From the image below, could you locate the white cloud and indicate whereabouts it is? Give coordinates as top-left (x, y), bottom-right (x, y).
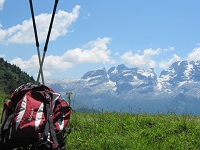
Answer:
top-left (159, 54), bottom-right (181, 69)
top-left (0, 0), bottom-right (4, 10)
top-left (0, 5), bottom-right (80, 45)
top-left (163, 46), bottom-right (174, 52)
top-left (187, 47), bottom-right (200, 61)
top-left (10, 55), bottom-right (39, 72)
top-left (121, 48), bottom-right (160, 69)
top-left (65, 37), bottom-right (112, 63)
top-left (10, 37), bottom-right (112, 78)
top-left (10, 55), bottom-right (73, 78)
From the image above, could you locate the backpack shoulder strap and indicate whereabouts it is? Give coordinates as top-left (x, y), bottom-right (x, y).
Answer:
top-left (36, 92), bottom-right (59, 149)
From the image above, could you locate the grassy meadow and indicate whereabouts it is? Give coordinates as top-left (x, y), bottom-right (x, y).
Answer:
top-left (0, 92), bottom-right (8, 114)
top-left (66, 112), bottom-right (200, 150)
top-left (1, 94), bottom-right (200, 149)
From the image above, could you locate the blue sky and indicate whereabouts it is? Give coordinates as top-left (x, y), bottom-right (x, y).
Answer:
top-left (1, 0), bottom-right (200, 81)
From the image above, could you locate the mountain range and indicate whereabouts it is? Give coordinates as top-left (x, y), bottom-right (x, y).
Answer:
top-left (46, 60), bottom-right (200, 115)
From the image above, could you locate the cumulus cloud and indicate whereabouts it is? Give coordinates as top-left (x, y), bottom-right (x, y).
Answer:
top-left (0, 5), bottom-right (80, 44)
top-left (187, 47), bottom-right (200, 61)
top-left (121, 48), bottom-right (160, 70)
top-left (65, 37), bottom-right (112, 63)
top-left (10, 55), bottom-right (39, 72)
top-left (159, 54), bottom-right (181, 69)
top-left (0, 0), bottom-right (4, 10)
top-left (10, 55), bottom-right (73, 77)
top-left (10, 37), bottom-right (112, 77)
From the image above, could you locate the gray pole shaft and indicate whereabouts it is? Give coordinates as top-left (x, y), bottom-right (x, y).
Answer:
top-left (37, 47), bottom-right (44, 84)
top-left (37, 51), bottom-right (46, 83)
top-left (29, 0), bottom-right (44, 84)
top-left (36, 0), bottom-right (59, 84)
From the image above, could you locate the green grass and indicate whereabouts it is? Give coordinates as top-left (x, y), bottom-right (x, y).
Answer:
top-left (66, 112), bottom-right (200, 150)
top-left (0, 92), bottom-right (9, 115)
top-left (1, 93), bottom-right (200, 149)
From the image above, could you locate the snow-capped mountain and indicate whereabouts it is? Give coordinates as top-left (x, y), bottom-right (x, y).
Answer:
top-left (159, 60), bottom-right (200, 87)
top-left (46, 61), bottom-right (200, 115)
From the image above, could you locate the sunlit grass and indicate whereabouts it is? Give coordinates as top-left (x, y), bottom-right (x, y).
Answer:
top-left (1, 93), bottom-right (200, 149)
top-left (66, 112), bottom-right (200, 150)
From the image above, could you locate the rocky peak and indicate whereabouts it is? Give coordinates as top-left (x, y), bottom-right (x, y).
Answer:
top-left (159, 60), bottom-right (200, 87)
top-left (81, 67), bottom-right (108, 86)
top-left (82, 67), bottom-right (107, 79)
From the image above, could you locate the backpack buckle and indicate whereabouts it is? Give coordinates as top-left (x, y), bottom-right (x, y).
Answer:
top-left (44, 93), bottom-right (51, 101)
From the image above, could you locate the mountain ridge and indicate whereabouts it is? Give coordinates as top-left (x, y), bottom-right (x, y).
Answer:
top-left (46, 60), bottom-right (200, 115)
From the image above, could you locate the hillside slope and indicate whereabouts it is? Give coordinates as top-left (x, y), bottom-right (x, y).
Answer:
top-left (0, 58), bottom-right (36, 94)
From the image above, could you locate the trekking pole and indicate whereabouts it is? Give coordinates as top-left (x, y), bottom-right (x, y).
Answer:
top-left (36, 0), bottom-right (59, 84)
top-left (29, 0), bottom-right (44, 84)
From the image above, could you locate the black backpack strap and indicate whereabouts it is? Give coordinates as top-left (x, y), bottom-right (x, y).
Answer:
top-left (2, 114), bottom-right (13, 131)
top-left (36, 92), bottom-right (59, 149)
top-left (0, 113), bottom-right (14, 148)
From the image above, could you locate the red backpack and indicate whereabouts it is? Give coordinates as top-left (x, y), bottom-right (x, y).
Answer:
top-left (0, 83), bottom-right (72, 150)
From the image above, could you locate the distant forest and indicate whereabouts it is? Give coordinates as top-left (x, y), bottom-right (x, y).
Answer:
top-left (0, 58), bottom-right (36, 94)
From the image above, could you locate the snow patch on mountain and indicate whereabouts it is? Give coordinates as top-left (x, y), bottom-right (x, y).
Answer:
top-left (46, 61), bottom-right (200, 115)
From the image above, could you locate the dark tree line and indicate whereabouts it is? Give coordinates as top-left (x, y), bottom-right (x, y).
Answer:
top-left (0, 58), bottom-right (36, 94)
